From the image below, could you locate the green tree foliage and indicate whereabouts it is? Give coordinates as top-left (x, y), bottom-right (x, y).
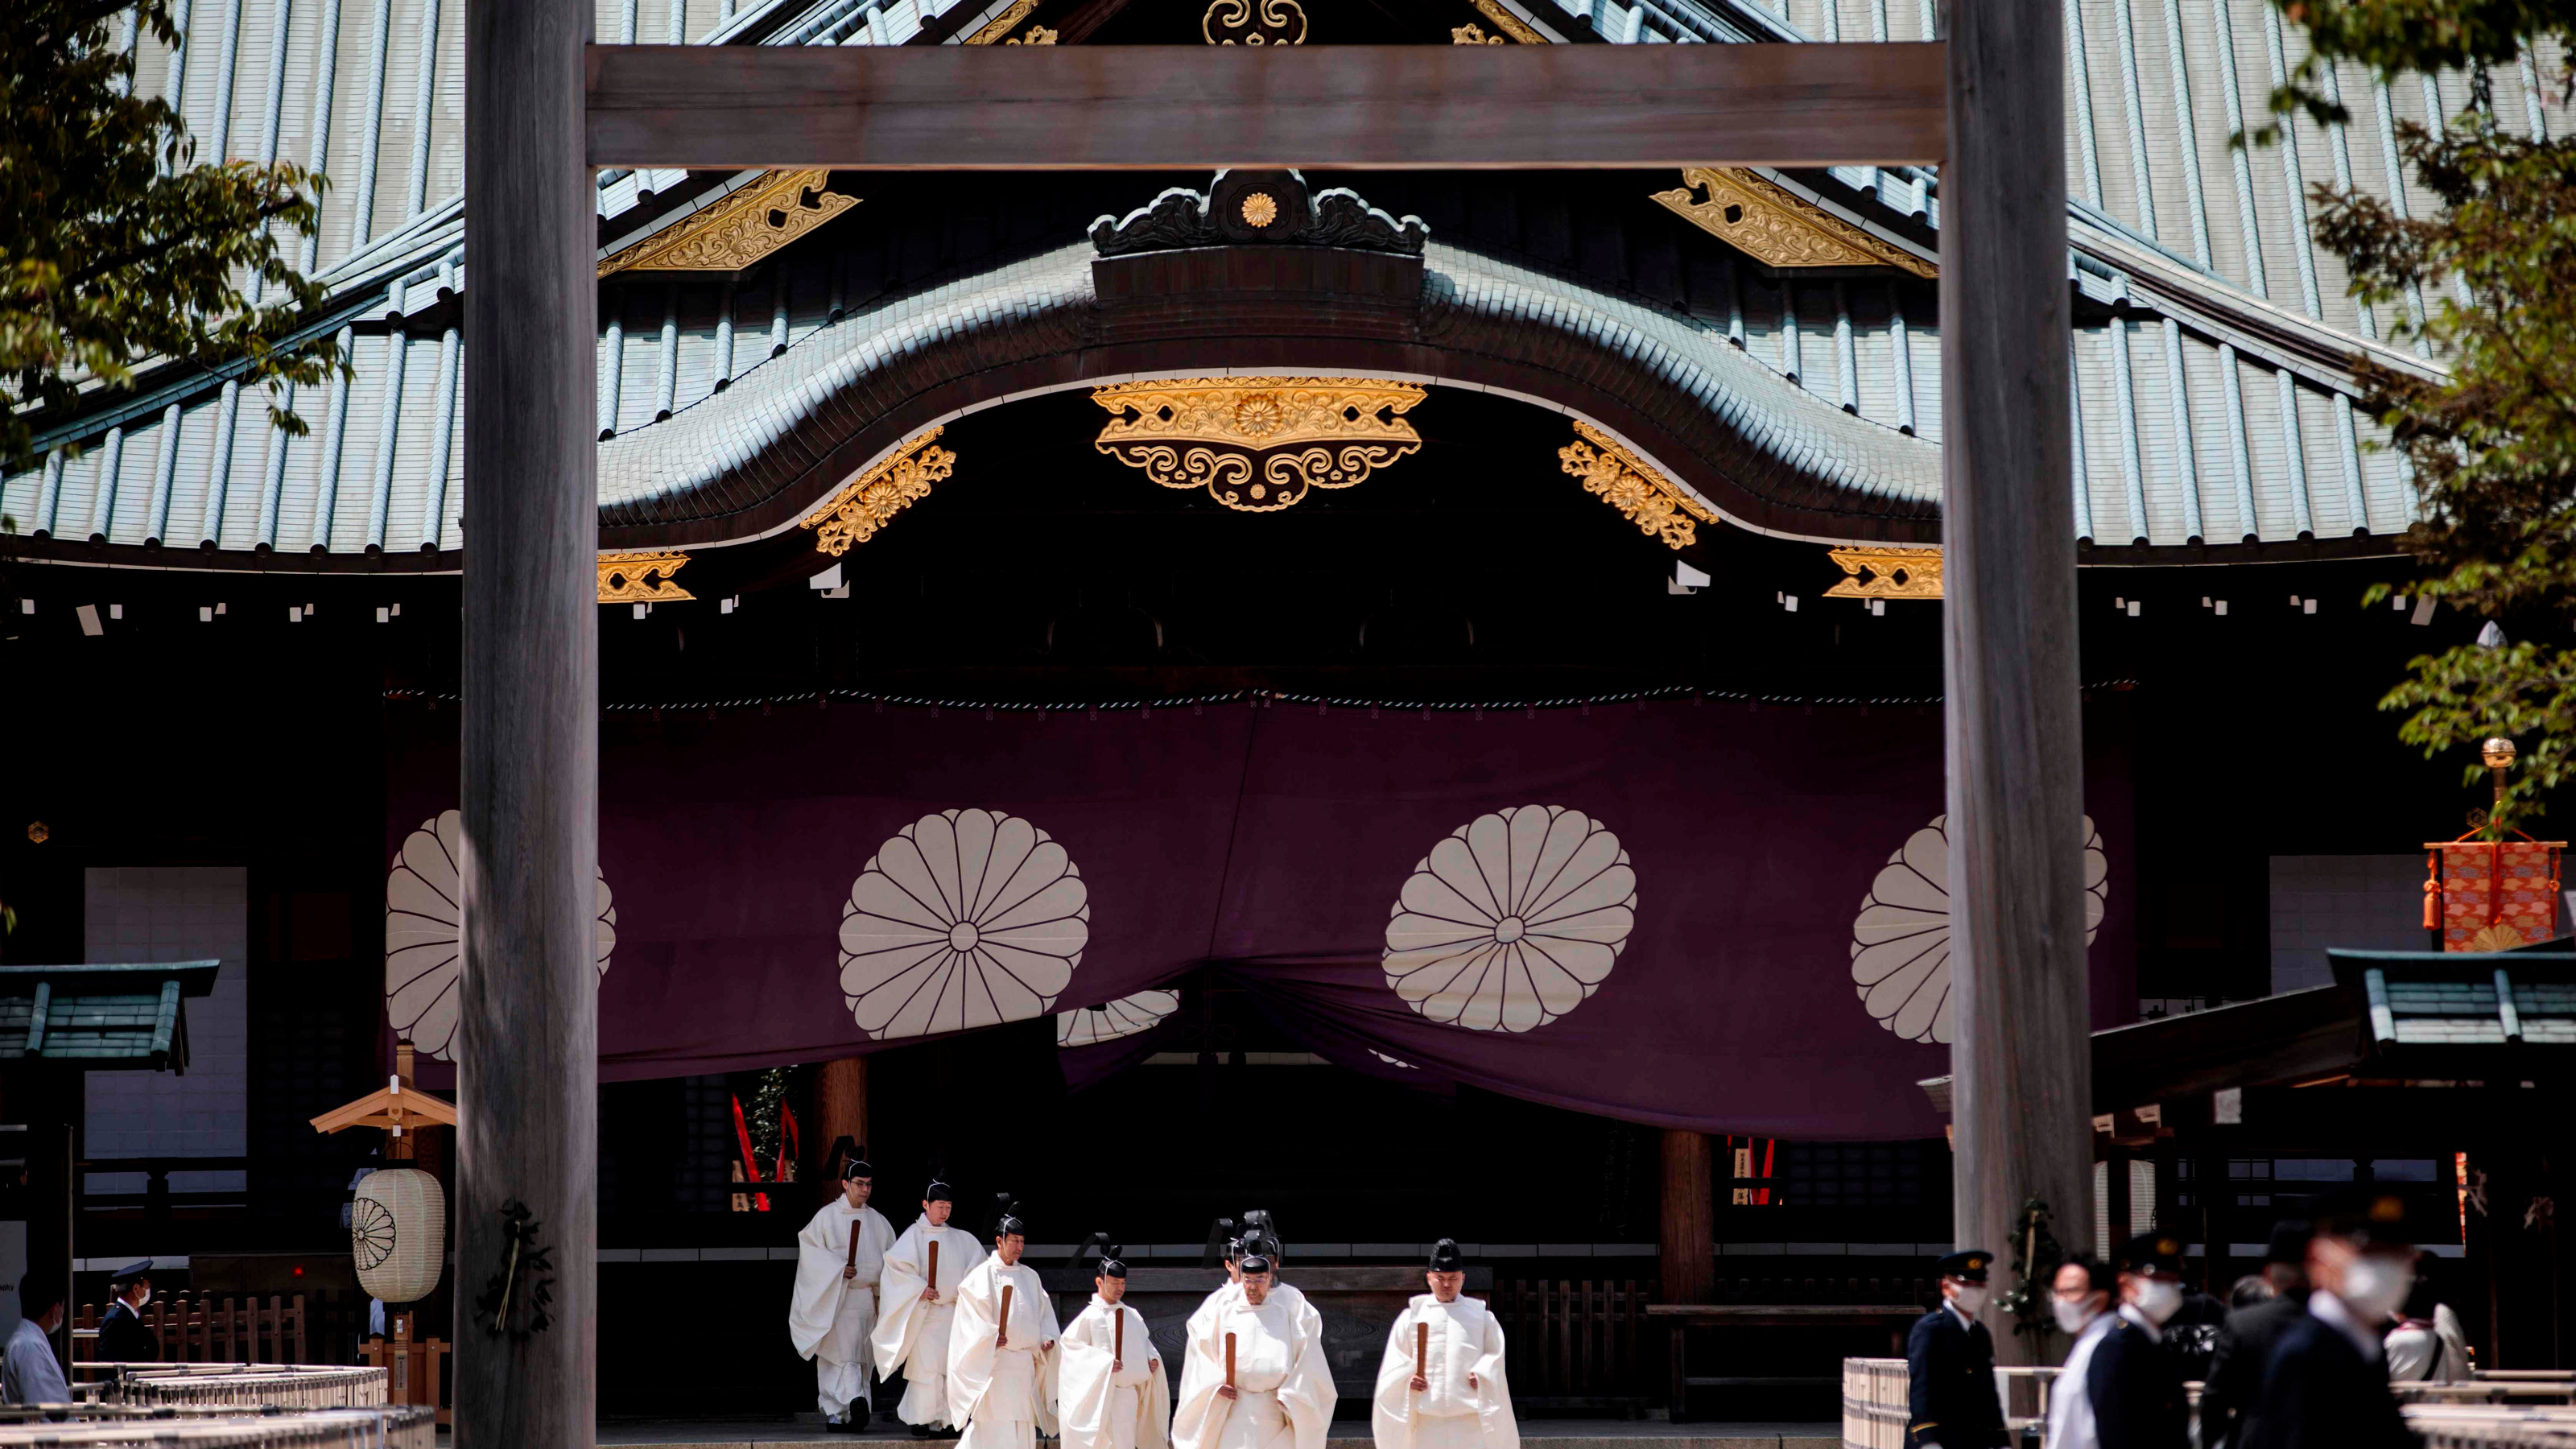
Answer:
top-left (3, 0), bottom-right (340, 483)
top-left (2279, 0), bottom-right (2576, 827)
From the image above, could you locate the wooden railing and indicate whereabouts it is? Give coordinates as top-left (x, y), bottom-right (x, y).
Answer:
top-left (71, 1294), bottom-right (306, 1365)
top-left (357, 1312), bottom-right (451, 1427)
top-left (1493, 1278), bottom-right (1654, 1414)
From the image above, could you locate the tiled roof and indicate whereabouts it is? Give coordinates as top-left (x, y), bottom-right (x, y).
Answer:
top-left (0, 962), bottom-right (220, 1069)
top-left (2, 0), bottom-right (2557, 561)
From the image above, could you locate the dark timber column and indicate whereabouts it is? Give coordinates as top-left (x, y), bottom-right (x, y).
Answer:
top-left (457, 0), bottom-right (597, 1430)
top-left (818, 1055), bottom-right (870, 1168)
top-left (1658, 1129), bottom-right (1717, 1303)
top-left (1938, 0), bottom-right (2088, 1368)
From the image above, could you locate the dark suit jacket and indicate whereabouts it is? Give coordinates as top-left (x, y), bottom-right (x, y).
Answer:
top-left (1905, 1305), bottom-right (2006, 1449)
top-left (2199, 1294), bottom-right (2306, 1449)
top-left (95, 1302), bottom-right (158, 1363)
top-left (2239, 1309), bottom-right (2420, 1449)
top-left (2088, 1314), bottom-right (2190, 1449)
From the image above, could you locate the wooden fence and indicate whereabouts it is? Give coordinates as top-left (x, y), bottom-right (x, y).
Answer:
top-left (72, 1294), bottom-right (307, 1365)
top-left (1493, 1279), bottom-right (1654, 1413)
top-left (357, 1312), bottom-right (450, 1426)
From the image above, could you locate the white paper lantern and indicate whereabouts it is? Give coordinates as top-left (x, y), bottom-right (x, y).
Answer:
top-left (351, 1167), bottom-right (447, 1303)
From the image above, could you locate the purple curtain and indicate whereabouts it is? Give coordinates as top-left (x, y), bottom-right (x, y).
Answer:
top-left (386, 695), bottom-right (2133, 1139)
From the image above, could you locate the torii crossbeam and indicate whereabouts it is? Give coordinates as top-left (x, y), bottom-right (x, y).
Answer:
top-left (457, 9), bottom-right (2090, 1444)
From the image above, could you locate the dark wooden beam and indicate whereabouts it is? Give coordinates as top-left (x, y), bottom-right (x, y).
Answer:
top-left (1938, 0), bottom-right (2083, 1368)
top-left (460, 0), bottom-right (597, 1431)
top-left (585, 41), bottom-right (1946, 170)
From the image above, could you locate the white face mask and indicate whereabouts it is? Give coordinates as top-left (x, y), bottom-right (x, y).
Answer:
top-left (2340, 1257), bottom-right (2413, 1321)
top-left (1948, 1285), bottom-right (1988, 1314)
top-left (2130, 1279), bottom-right (2183, 1325)
top-left (129, 1289), bottom-right (150, 1311)
top-left (2054, 1298), bottom-right (2099, 1334)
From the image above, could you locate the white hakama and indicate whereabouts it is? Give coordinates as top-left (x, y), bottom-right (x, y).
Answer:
top-left (1059, 1295), bottom-right (1170, 1449)
top-left (947, 1254), bottom-right (1060, 1449)
top-left (874, 1217), bottom-right (989, 1427)
top-left (1371, 1295), bottom-right (1515, 1449)
top-left (790, 1197), bottom-right (898, 1422)
top-left (1171, 1290), bottom-right (1334, 1449)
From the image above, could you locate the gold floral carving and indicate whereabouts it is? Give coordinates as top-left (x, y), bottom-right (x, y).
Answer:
top-left (1092, 378), bottom-right (1425, 512)
top-left (965, 0), bottom-right (1045, 42)
top-left (1241, 192), bottom-right (1280, 225)
top-left (1466, 0), bottom-right (1546, 41)
top-left (1558, 422), bottom-right (1714, 551)
top-left (801, 428), bottom-right (960, 555)
top-left (1823, 546), bottom-right (1943, 600)
top-left (598, 170), bottom-right (859, 277)
top-left (1451, 21), bottom-right (1505, 41)
top-left (1203, 0), bottom-right (1307, 43)
top-left (1649, 167), bottom-right (1936, 278)
top-left (1004, 23), bottom-right (1058, 41)
top-left (597, 551), bottom-right (695, 602)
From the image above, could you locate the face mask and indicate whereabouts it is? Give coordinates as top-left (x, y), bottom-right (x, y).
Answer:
top-left (2340, 1257), bottom-right (2413, 1321)
top-left (1949, 1286), bottom-right (1988, 1314)
top-left (2053, 1299), bottom-right (2099, 1334)
top-left (2131, 1279), bottom-right (2183, 1325)
top-left (130, 1290), bottom-right (150, 1311)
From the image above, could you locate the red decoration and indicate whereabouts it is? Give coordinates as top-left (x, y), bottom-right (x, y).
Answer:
top-left (2425, 834), bottom-right (2565, 952)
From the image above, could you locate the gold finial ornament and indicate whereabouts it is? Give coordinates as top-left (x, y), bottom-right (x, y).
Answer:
top-left (801, 428), bottom-right (960, 555)
top-left (1203, 0), bottom-right (1307, 43)
top-left (1092, 378), bottom-right (1424, 512)
top-left (2483, 737), bottom-right (2518, 769)
top-left (1556, 421), bottom-right (1715, 551)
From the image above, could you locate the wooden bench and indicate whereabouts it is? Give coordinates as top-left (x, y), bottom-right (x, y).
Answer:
top-left (1650, 1304), bottom-right (1922, 1422)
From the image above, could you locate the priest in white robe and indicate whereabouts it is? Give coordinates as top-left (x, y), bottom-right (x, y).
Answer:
top-left (947, 1203), bottom-right (1060, 1449)
top-left (1372, 1241), bottom-right (1515, 1449)
top-left (1171, 1249), bottom-right (1335, 1449)
top-left (876, 1180), bottom-right (989, 1433)
top-left (1059, 1247), bottom-right (1170, 1449)
top-left (791, 1154), bottom-right (899, 1428)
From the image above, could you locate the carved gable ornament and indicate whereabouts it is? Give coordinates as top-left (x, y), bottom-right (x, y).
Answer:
top-left (598, 169), bottom-right (859, 276)
top-left (1092, 377), bottom-right (1426, 512)
top-left (1090, 170), bottom-right (1427, 258)
top-left (1650, 167), bottom-right (1935, 278)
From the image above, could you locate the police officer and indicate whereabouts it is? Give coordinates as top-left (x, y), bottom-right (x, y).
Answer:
top-left (2076, 1234), bottom-right (2190, 1449)
top-left (2240, 1188), bottom-right (2418, 1449)
top-left (2197, 1220), bottom-right (2310, 1449)
top-left (1905, 1250), bottom-right (2006, 1449)
top-left (96, 1261), bottom-right (159, 1362)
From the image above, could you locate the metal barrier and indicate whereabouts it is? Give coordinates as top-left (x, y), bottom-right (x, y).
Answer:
top-left (0, 1406), bottom-right (434, 1447)
top-left (86, 1364), bottom-right (388, 1410)
top-left (1843, 1356), bottom-right (2059, 1449)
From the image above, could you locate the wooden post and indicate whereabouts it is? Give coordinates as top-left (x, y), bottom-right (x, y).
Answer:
top-left (1657, 1130), bottom-right (1715, 1304)
top-left (818, 1056), bottom-right (869, 1173)
top-left (456, 0), bottom-right (598, 1430)
top-left (1938, 0), bottom-right (2088, 1369)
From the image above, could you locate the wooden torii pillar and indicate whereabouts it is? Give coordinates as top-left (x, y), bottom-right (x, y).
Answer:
top-left (460, 6), bottom-right (2083, 1438)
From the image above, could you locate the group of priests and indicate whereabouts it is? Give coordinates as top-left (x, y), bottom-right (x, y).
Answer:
top-left (790, 1155), bottom-right (1517, 1449)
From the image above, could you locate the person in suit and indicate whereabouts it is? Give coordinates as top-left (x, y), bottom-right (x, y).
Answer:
top-left (95, 1261), bottom-right (159, 1363)
top-left (2239, 1189), bottom-right (2421, 1449)
top-left (2081, 1235), bottom-right (2193, 1449)
top-left (2198, 1221), bottom-right (2310, 1449)
top-left (1904, 1249), bottom-right (2006, 1449)
top-left (2, 1269), bottom-right (70, 1405)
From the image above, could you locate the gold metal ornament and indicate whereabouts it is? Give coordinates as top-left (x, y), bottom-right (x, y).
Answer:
top-left (597, 551), bottom-right (696, 602)
top-left (1650, 167), bottom-right (1936, 278)
top-left (801, 428), bottom-right (960, 555)
top-left (597, 170), bottom-right (859, 276)
top-left (1203, 0), bottom-right (1307, 43)
top-left (1466, 0), bottom-right (1546, 40)
top-left (1092, 378), bottom-right (1425, 512)
top-left (1451, 21), bottom-right (1505, 41)
top-left (1822, 546), bottom-right (1944, 600)
top-left (1004, 23), bottom-right (1058, 41)
top-left (964, 0), bottom-right (1044, 42)
top-left (1241, 192), bottom-right (1281, 226)
top-left (25, 822), bottom-right (47, 844)
top-left (1557, 421), bottom-right (1714, 551)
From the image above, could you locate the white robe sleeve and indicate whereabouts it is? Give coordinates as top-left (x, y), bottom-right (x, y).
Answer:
top-left (1169, 1294), bottom-right (1237, 1449)
top-left (947, 1259), bottom-right (1005, 1428)
top-left (1371, 1301), bottom-right (1426, 1449)
top-left (1465, 1305), bottom-right (1517, 1449)
top-left (1274, 1301), bottom-right (1339, 1449)
top-left (873, 1221), bottom-right (954, 1377)
top-left (790, 1203), bottom-right (852, 1360)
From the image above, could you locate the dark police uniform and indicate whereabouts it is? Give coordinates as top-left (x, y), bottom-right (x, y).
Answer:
top-left (2239, 1187), bottom-right (2420, 1449)
top-left (2087, 1311), bottom-right (2190, 1449)
top-left (95, 1262), bottom-right (159, 1363)
top-left (2196, 1220), bottom-right (2312, 1449)
top-left (1904, 1251), bottom-right (2006, 1449)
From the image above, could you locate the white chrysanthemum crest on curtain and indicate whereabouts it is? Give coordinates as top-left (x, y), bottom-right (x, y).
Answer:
top-left (383, 810), bottom-right (616, 1062)
top-left (1382, 803), bottom-right (1637, 1032)
top-left (1057, 989), bottom-right (1179, 1047)
top-left (1848, 813), bottom-right (2109, 1044)
top-left (840, 808), bottom-right (1091, 1040)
